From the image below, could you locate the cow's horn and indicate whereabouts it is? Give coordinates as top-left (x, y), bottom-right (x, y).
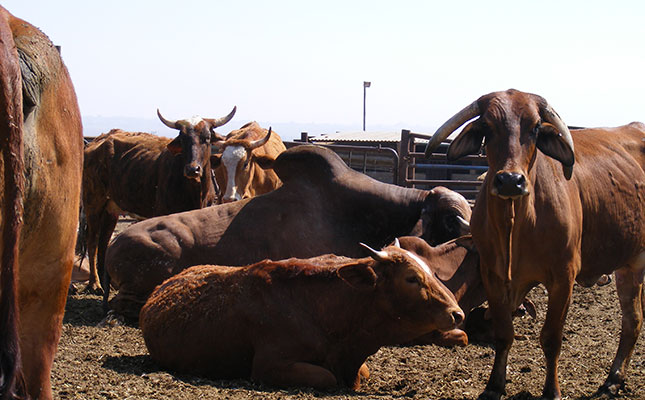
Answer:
top-left (205, 106), bottom-right (237, 128)
top-left (457, 215), bottom-right (470, 229)
top-left (359, 242), bottom-right (390, 262)
top-left (248, 127), bottom-right (272, 150)
top-left (157, 109), bottom-right (179, 130)
top-left (541, 104), bottom-right (574, 157)
top-left (424, 101), bottom-right (480, 158)
top-left (393, 237), bottom-right (401, 248)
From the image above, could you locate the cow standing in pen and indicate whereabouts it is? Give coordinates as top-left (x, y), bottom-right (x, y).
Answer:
top-left (425, 89), bottom-right (645, 400)
top-left (212, 121), bottom-right (286, 203)
top-left (139, 240), bottom-right (465, 390)
top-left (82, 107), bottom-right (235, 294)
top-left (0, 6), bottom-right (84, 399)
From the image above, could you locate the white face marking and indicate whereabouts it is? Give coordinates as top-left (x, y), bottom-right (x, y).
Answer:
top-left (184, 115), bottom-right (203, 126)
top-left (402, 249), bottom-right (433, 277)
top-left (221, 145), bottom-right (245, 201)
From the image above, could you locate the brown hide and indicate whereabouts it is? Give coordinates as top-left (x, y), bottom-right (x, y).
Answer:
top-left (139, 244), bottom-right (463, 389)
top-left (213, 122), bottom-right (286, 203)
top-left (427, 89), bottom-right (645, 398)
top-left (397, 236), bottom-right (483, 346)
top-left (82, 124), bottom-right (222, 294)
top-left (105, 145), bottom-right (471, 319)
top-left (0, 6), bottom-right (83, 399)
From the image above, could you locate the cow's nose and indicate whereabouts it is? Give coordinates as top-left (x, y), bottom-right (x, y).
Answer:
top-left (184, 165), bottom-right (201, 178)
top-left (452, 310), bottom-right (465, 326)
top-left (493, 172), bottom-right (528, 198)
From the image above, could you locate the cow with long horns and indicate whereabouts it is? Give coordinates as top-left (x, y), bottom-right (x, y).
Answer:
top-left (82, 107), bottom-right (235, 294)
top-left (212, 121), bottom-right (286, 203)
top-left (425, 89), bottom-right (645, 399)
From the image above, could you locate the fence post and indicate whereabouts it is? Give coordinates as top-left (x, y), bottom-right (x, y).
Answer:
top-left (398, 129), bottom-right (414, 187)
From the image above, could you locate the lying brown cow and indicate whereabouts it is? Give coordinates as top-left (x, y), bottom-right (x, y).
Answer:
top-left (425, 88), bottom-right (645, 399)
top-left (212, 122), bottom-right (286, 203)
top-left (0, 6), bottom-right (83, 399)
top-left (82, 108), bottom-right (235, 294)
top-left (139, 241), bottom-right (464, 389)
top-left (105, 145), bottom-right (472, 319)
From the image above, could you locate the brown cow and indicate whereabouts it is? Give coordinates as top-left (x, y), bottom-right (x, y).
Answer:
top-left (104, 145), bottom-right (472, 320)
top-left (82, 107), bottom-right (235, 294)
top-left (425, 89), bottom-right (645, 399)
top-left (212, 121), bottom-right (286, 203)
top-left (0, 6), bottom-right (83, 399)
top-left (139, 241), bottom-right (464, 389)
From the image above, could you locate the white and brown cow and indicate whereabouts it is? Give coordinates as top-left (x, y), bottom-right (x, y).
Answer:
top-left (212, 121), bottom-right (285, 203)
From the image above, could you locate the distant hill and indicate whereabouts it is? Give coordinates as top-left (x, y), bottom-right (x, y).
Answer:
top-left (82, 115), bottom-right (434, 142)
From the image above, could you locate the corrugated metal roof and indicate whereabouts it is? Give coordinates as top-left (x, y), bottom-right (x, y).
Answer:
top-left (309, 131), bottom-right (403, 143)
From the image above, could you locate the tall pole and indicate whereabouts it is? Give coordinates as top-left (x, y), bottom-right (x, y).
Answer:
top-left (363, 81), bottom-right (371, 131)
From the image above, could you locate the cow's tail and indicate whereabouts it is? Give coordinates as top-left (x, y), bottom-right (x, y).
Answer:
top-left (0, 10), bottom-right (26, 399)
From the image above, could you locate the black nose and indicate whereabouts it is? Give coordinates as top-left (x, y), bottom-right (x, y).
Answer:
top-left (185, 165), bottom-right (201, 177)
top-left (494, 172), bottom-right (527, 198)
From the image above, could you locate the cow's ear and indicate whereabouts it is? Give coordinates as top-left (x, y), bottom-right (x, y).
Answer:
top-left (211, 154), bottom-right (222, 168)
top-left (536, 122), bottom-right (575, 167)
top-left (254, 154), bottom-right (277, 170)
top-left (447, 120), bottom-right (485, 161)
top-left (167, 137), bottom-right (182, 155)
top-left (337, 263), bottom-right (377, 290)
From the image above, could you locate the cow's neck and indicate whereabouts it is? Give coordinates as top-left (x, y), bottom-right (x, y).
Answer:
top-left (334, 177), bottom-right (428, 245)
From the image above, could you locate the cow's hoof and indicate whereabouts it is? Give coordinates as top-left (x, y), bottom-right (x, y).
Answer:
top-left (477, 389), bottom-right (502, 400)
top-left (79, 282), bottom-right (104, 296)
top-left (598, 379), bottom-right (626, 396)
top-left (97, 310), bottom-right (125, 327)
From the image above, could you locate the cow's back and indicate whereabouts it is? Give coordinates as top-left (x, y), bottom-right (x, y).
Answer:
top-left (572, 123), bottom-right (645, 282)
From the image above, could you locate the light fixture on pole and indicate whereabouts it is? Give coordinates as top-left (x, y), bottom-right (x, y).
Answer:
top-left (363, 81), bottom-right (371, 131)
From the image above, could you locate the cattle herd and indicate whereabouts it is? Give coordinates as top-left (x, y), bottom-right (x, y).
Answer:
top-left (0, 6), bottom-right (644, 400)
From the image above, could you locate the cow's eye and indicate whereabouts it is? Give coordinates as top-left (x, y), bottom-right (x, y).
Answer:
top-left (532, 123), bottom-right (541, 137)
top-left (405, 275), bottom-right (421, 284)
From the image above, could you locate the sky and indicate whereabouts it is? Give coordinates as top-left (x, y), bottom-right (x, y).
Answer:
top-left (3, 1), bottom-right (644, 140)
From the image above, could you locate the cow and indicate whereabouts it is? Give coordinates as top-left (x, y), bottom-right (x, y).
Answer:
top-left (139, 240), bottom-right (465, 390)
top-left (103, 145), bottom-right (472, 320)
top-left (81, 107), bottom-right (235, 294)
top-left (424, 88), bottom-right (645, 399)
top-left (211, 121), bottom-right (286, 203)
top-left (0, 6), bottom-right (84, 399)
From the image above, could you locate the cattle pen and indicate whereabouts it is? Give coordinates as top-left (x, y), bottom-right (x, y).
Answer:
top-left (290, 129), bottom-right (487, 201)
top-left (66, 128), bottom-right (645, 400)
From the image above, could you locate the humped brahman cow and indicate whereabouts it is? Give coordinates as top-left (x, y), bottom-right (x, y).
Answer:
top-left (104, 145), bottom-right (472, 320)
top-left (425, 88), bottom-right (645, 399)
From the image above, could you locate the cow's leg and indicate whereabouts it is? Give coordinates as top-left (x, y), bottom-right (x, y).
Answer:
top-left (601, 265), bottom-right (645, 394)
top-left (19, 258), bottom-right (71, 400)
top-left (82, 208), bottom-right (103, 294)
top-left (97, 211), bottom-right (118, 291)
top-left (478, 280), bottom-right (514, 400)
top-left (539, 280), bottom-right (574, 400)
top-left (251, 353), bottom-right (337, 389)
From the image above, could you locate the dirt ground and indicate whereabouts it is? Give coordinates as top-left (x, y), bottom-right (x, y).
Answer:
top-left (57, 223), bottom-right (645, 400)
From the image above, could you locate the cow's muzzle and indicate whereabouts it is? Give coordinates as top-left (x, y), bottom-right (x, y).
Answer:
top-left (184, 165), bottom-right (202, 180)
top-left (492, 171), bottom-right (528, 199)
